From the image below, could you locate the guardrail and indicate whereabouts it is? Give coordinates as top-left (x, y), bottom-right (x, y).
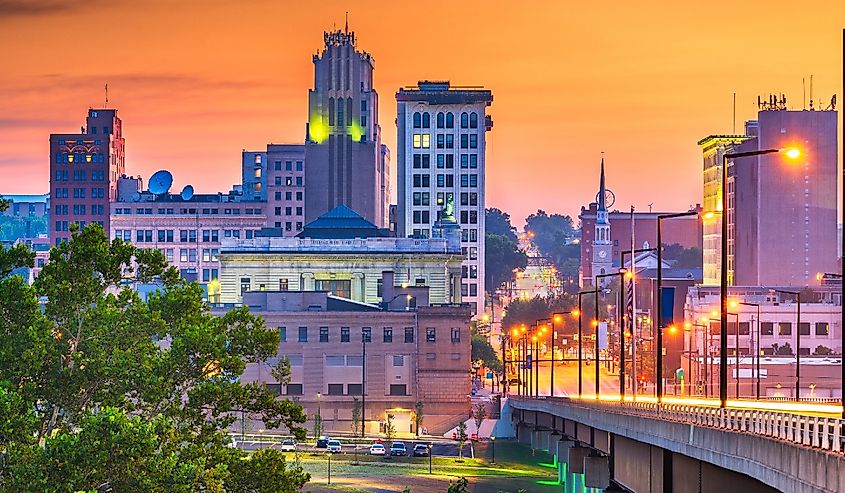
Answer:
top-left (514, 397), bottom-right (845, 454)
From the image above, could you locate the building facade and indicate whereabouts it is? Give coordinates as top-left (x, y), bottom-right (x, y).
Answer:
top-left (242, 145), bottom-right (306, 235)
top-left (110, 176), bottom-right (266, 283)
top-left (1, 194), bottom-right (49, 219)
top-left (221, 288), bottom-right (472, 435)
top-left (304, 28), bottom-right (390, 227)
top-left (49, 108), bottom-right (125, 245)
top-left (396, 81), bottom-right (493, 317)
top-left (698, 108), bottom-right (838, 286)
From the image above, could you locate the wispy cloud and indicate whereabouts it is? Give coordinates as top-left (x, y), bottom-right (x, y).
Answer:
top-left (0, 0), bottom-right (96, 17)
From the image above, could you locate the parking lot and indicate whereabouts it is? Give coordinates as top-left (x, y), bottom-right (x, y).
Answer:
top-left (234, 437), bottom-right (473, 459)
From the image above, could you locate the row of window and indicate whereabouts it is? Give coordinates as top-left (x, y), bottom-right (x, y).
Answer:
top-left (412, 111), bottom-right (479, 129)
top-left (52, 187), bottom-right (106, 198)
top-left (54, 153), bottom-right (106, 164)
top-left (278, 326), bottom-right (461, 344)
top-left (272, 160), bottom-right (303, 172)
top-left (113, 207), bottom-right (263, 216)
top-left (272, 176), bottom-right (303, 187)
top-left (412, 153), bottom-right (480, 170)
top-left (54, 204), bottom-right (105, 216)
top-left (274, 206), bottom-right (303, 216)
top-left (412, 133), bottom-right (479, 149)
top-left (411, 173), bottom-right (479, 188)
top-left (273, 221), bottom-right (304, 232)
top-left (461, 283), bottom-right (479, 297)
top-left (114, 228), bottom-right (253, 242)
top-left (54, 170), bottom-right (106, 181)
top-left (756, 321), bottom-right (829, 336)
top-left (274, 191), bottom-right (303, 201)
top-left (54, 220), bottom-right (103, 232)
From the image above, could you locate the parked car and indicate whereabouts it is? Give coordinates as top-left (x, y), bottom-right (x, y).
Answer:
top-left (390, 441), bottom-right (407, 456)
top-left (369, 443), bottom-right (386, 455)
top-left (326, 440), bottom-right (342, 453)
top-left (280, 440), bottom-right (296, 452)
top-left (316, 436), bottom-right (330, 448)
top-left (412, 443), bottom-right (430, 457)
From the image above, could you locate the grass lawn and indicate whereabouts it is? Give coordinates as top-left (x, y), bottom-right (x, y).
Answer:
top-left (292, 440), bottom-right (561, 493)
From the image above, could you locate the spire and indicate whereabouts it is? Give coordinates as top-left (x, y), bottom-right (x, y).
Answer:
top-left (345, 11), bottom-right (349, 33)
top-left (598, 156), bottom-right (606, 212)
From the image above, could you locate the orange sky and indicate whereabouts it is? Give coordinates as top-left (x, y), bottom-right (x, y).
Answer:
top-left (1, 1), bottom-right (843, 225)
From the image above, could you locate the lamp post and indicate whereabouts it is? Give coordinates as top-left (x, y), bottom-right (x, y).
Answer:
top-left (656, 211), bottom-right (699, 403)
top-left (490, 435), bottom-right (496, 464)
top-left (429, 443), bottom-right (433, 473)
top-left (595, 271), bottom-right (628, 398)
top-left (773, 289), bottom-right (801, 401)
top-left (739, 301), bottom-right (762, 399)
top-left (719, 147), bottom-right (800, 408)
top-left (361, 328), bottom-right (371, 437)
top-left (577, 289), bottom-right (599, 397)
top-left (691, 322), bottom-right (708, 396)
top-left (620, 248), bottom-right (658, 397)
top-left (316, 392), bottom-right (322, 438)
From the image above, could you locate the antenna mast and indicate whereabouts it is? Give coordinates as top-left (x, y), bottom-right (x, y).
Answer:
top-left (104, 83), bottom-right (108, 107)
top-left (732, 92), bottom-right (736, 134)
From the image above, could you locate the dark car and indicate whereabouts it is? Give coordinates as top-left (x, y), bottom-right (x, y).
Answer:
top-left (316, 436), bottom-right (330, 448)
top-left (412, 443), bottom-right (430, 457)
top-left (390, 441), bottom-right (407, 456)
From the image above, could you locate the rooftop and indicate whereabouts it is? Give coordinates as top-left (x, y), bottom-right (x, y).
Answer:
top-left (397, 80), bottom-right (493, 105)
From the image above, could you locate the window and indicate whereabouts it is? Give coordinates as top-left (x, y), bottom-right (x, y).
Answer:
top-left (422, 112), bottom-right (430, 128)
top-left (412, 174), bottom-right (431, 188)
top-left (470, 134), bottom-right (478, 148)
top-left (404, 327), bottom-right (414, 343)
top-left (815, 322), bottom-right (829, 336)
top-left (362, 327), bottom-right (372, 343)
top-left (296, 161), bottom-right (303, 171)
top-left (265, 383), bottom-right (282, 396)
top-left (469, 112), bottom-right (478, 128)
top-left (460, 112), bottom-right (469, 128)
top-left (413, 112), bottom-right (421, 128)
top-left (778, 322), bottom-right (792, 336)
top-left (383, 327), bottom-right (393, 343)
top-left (286, 384), bottom-right (303, 396)
top-left (436, 134), bottom-right (445, 149)
top-left (326, 355), bottom-right (345, 366)
top-left (445, 134), bottom-right (454, 149)
top-left (436, 112), bottom-right (444, 128)
top-left (393, 355), bottom-right (404, 367)
top-left (240, 277), bottom-right (250, 294)
top-left (347, 383), bottom-right (363, 395)
top-left (274, 161), bottom-right (282, 171)
top-left (319, 327), bottom-right (329, 342)
top-left (341, 327), bottom-right (350, 342)
top-left (451, 328), bottom-right (461, 342)
top-left (426, 328), bottom-right (436, 342)
top-left (469, 284), bottom-right (478, 296)
top-left (279, 278), bottom-right (289, 291)
top-left (389, 384), bottom-right (407, 396)
top-left (279, 327), bottom-right (287, 342)
top-left (445, 112), bottom-right (454, 128)
top-left (327, 384), bottom-right (344, 396)
top-left (761, 322), bottom-right (774, 336)
top-left (298, 326), bottom-right (308, 342)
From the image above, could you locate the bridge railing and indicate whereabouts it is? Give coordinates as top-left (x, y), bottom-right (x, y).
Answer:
top-left (521, 397), bottom-right (845, 454)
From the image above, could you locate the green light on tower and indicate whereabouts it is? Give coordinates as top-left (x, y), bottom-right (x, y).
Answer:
top-left (309, 112), bottom-right (329, 144)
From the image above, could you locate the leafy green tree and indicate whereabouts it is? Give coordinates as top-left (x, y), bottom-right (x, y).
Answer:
top-left (485, 234), bottom-right (528, 294)
top-left (0, 223), bottom-right (308, 492)
top-left (447, 477), bottom-right (469, 493)
top-left (455, 421), bottom-right (468, 460)
top-left (661, 243), bottom-right (703, 268)
top-left (471, 331), bottom-right (502, 372)
top-left (384, 413), bottom-right (396, 456)
top-left (485, 208), bottom-right (518, 243)
top-left (525, 210), bottom-right (576, 262)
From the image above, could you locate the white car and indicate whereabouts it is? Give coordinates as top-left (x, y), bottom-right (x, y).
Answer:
top-left (369, 443), bottom-right (385, 455)
top-left (326, 440), bottom-right (342, 453)
top-left (280, 440), bottom-right (296, 452)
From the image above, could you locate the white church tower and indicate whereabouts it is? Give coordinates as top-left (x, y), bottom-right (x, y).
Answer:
top-left (591, 158), bottom-right (613, 285)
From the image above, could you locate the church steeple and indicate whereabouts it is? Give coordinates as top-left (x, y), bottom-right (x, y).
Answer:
top-left (598, 157), bottom-right (607, 212)
top-left (591, 156), bottom-right (613, 284)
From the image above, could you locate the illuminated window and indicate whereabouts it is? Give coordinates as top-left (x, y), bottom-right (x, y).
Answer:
top-left (85, 154), bottom-right (92, 163)
top-left (254, 167), bottom-right (261, 178)
top-left (254, 154), bottom-right (262, 164)
top-left (421, 134), bottom-right (430, 148)
top-left (67, 154), bottom-right (74, 163)
top-left (413, 134), bottom-right (422, 148)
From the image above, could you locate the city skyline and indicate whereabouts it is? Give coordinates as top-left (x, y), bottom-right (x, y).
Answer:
top-left (2, 1), bottom-right (844, 224)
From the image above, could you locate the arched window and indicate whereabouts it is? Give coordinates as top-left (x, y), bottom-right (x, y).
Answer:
top-left (469, 112), bottom-right (478, 128)
top-left (413, 112), bottom-right (421, 128)
top-left (422, 112), bottom-right (430, 128)
top-left (445, 112), bottom-right (454, 128)
top-left (436, 112), bottom-right (445, 128)
top-left (347, 98), bottom-right (353, 126)
top-left (328, 97), bottom-right (335, 126)
top-left (460, 112), bottom-right (469, 128)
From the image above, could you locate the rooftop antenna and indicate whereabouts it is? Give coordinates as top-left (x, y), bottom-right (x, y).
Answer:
top-left (104, 83), bottom-right (109, 107)
top-left (809, 74), bottom-right (814, 110)
top-left (648, 203), bottom-right (653, 213)
top-left (803, 77), bottom-right (806, 109)
top-left (345, 11), bottom-right (349, 33)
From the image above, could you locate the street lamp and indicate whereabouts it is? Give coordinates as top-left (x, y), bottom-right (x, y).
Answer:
top-left (361, 328), bottom-right (371, 437)
top-left (595, 270), bottom-right (628, 398)
top-left (577, 289), bottom-right (599, 397)
top-left (429, 443), bottom-right (433, 473)
top-left (719, 147), bottom-right (801, 408)
top-left (317, 392), bottom-right (322, 438)
top-left (490, 435), bottom-right (496, 464)
top-left (773, 289), bottom-right (801, 401)
top-left (620, 247), bottom-right (658, 397)
top-left (656, 211), bottom-right (699, 402)
top-left (739, 301), bottom-right (762, 400)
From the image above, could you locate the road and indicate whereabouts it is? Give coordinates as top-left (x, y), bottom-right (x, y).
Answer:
top-left (235, 438), bottom-right (473, 458)
top-left (513, 361), bottom-right (624, 397)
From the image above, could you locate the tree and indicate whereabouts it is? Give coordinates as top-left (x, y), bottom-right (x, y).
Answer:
top-left (447, 477), bottom-right (469, 493)
top-left (772, 342), bottom-right (794, 355)
top-left (485, 208), bottom-right (517, 243)
top-left (815, 345), bottom-right (833, 356)
top-left (0, 223), bottom-right (309, 491)
top-left (485, 234), bottom-right (528, 293)
top-left (661, 243), bottom-right (702, 269)
top-left (455, 421), bottom-right (468, 460)
top-left (413, 401), bottom-right (424, 437)
top-left (384, 413), bottom-right (396, 457)
top-left (471, 331), bottom-right (502, 372)
top-left (351, 397), bottom-right (361, 436)
top-left (524, 210), bottom-right (577, 270)
top-left (312, 413), bottom-right (323, 439)
top-left (473, 403), bottom-right (486, 436)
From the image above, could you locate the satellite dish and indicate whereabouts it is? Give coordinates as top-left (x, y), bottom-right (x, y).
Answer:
top-left (181, 185), bottom-right (194, 201)
top-left (148, 170), bottom-right (173, 195)
top-left (131, 192), bottom-right (141, 202)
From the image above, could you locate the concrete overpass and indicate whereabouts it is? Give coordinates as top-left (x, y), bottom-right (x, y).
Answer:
top-left (503, 396), bottom-right (845, 492)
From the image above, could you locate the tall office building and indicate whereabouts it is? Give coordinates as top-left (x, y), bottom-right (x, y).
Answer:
top-left (50, 108), bottom-right (125, 245)
top-left (304, 27), bottom-right (389, 227)
top-left (699, 106), bottom-right (838, 286)
top-left (396, 81), bottom-right (493, 316)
